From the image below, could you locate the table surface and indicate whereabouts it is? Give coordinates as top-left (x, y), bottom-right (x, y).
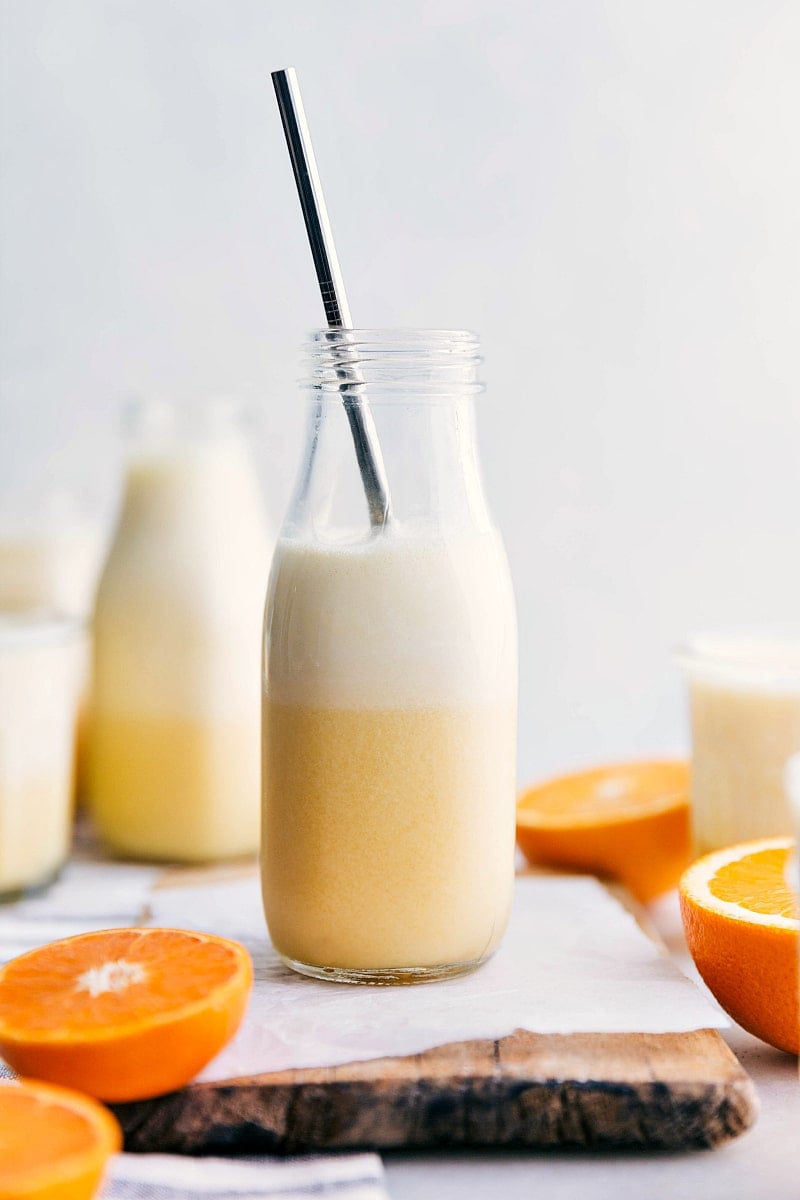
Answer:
top-left (383, 892), bottom-right (800, 1200)
top-left (383, 1026), bottom-right (798, 1200)
top-left (7, 843), bottom-right (797, 1198)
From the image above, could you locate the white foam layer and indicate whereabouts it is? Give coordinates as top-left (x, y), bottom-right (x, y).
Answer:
top-left (0, 512), bottom-right (106, 619)
top-left (680, 628), bottom-right (800, 689)
top-left (266, 528), bottom-right (517, 709)
top-left (93, 439), bottom-right (272, 719)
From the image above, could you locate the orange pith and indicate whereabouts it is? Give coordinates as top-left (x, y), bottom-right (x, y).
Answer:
top-left (516, 760), bottom-right (691, 902)
top-left (0, 927), bottom-right (253, 1102)
top-left (0, 1077), bottom-right (121, 1200)
top-left (679, 838), bottom-right (799, 1054)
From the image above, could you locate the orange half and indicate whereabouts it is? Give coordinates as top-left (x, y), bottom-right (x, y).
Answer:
top-left (0, 927), bottom-right (253, 1102)
top-left (679, 837), bottom-right (799, 1053)
top-left (0, 1076), bottom-right (121, 1200)
top-left (516, 760), bottom-right (692, 901)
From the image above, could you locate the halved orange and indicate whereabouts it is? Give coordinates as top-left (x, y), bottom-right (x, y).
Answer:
top-left (516, 760), bottom-right (692, 902)
top-left (679, 837), bottom-right (799, 1054)
top-left (0, 927), bottom-right (253, 1102)
top-left (0, 1076), bottom-right (121, 1200)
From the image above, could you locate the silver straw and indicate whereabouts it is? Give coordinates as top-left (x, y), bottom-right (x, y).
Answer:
top-left (271, 67), bottom-right (391, 528)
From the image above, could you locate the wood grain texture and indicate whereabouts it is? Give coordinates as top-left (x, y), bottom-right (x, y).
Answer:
top-left (113, 1027), bottom-right (757, 1155)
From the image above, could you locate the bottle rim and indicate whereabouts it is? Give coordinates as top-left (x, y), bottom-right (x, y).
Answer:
top-left (676, 624), bottom-right (800, 686)
top-left (303, 328), bottom-right (484, 399)
top-left (0, 611), bottom-right (87, 653)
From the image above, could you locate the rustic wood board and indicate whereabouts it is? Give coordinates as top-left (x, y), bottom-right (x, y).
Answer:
top-left (113, 1026), bottom-right (757, 1155)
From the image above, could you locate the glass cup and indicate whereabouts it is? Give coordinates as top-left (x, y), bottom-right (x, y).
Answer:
top-left (0, 614), bottom-right (86, 899)
top-left (0, 491), bottom-right (107, 805)
top-left (0, 490), bottom-right (106, 618)
top-left (678, 628), bottom-right (800, 855)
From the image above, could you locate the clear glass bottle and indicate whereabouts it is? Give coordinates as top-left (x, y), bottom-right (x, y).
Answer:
top-left (88, 399), bottom-right (273, 861)
top-left (262, 331), bottom-right (518, 983)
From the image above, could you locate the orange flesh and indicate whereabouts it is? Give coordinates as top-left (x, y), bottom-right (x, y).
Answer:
top-left (0, 1078), bottom-right (121, 1199)
top-left (679, 838), bottom-right (799, 1054)
top-left (0, 928), bottom-right (253, 1102)
top-left (0, 928), bottom-right (247, 1037)
top-left (708, 847), bottom-right (797, 919)
top-left (1, 1091), bottom-right (96, 1171)
top-left (517, 761), bottom-right (689, 824)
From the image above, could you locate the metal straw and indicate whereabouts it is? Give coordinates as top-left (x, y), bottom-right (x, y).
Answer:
top-left (271, 67), bottom-right (391, 528)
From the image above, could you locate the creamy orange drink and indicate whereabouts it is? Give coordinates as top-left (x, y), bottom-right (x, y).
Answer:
top-left (0, 616), bottom-right (85, 897)
top-left (261, 330), bottom-right (518, 983)
top-left (89, 402), bottom-right (272, 861)
top-left (680, 631), bottom-right (800, 854)
top-left (0, 502), bottom-right (107, 803)
top-left (263, 531), bottom-right (517, 977)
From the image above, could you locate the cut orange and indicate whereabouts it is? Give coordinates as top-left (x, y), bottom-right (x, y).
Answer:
top-left (516, 760), bottom-right (692, 902)
top-left (0, 927), bottom-right (253, 1102)
top-left (0, 1076), bottom-right (120, 1200)
top-left (679, 837), bottom-right (799, 1054)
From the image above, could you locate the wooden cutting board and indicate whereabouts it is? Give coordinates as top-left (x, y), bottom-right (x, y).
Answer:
top-left (113, 1025), bottom-right (756, 1154)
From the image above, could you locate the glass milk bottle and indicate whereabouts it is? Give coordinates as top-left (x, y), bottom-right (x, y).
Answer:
top-left (262, 331), bottom-right (518, 983)
top-left (88, 399), bottom-right (273, 861)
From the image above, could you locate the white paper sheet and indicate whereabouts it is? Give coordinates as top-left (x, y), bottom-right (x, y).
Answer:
top-left (147, 873), bottom-right (727, 1081)
top-left (0, 861), bottom-right (161, 962)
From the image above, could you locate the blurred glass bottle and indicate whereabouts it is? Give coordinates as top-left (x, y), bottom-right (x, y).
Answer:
top-left (88, 399), bottom-right (273, 861)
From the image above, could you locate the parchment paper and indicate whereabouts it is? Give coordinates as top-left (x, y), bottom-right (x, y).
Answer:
top-left (147, 873), bottom-right (727, 1080)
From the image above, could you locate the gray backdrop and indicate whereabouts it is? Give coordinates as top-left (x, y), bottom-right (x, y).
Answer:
top-left (2, 0), bottom-right (799, 781)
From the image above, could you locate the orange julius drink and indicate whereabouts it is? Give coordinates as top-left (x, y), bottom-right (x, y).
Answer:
top-left (261, 331), bottom-right (518, 984)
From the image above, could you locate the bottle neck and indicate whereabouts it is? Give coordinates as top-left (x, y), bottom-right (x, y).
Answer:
top-left (286, 331), bottom-right (492, 542)
top-left (118, 399), bottom-right (260, 529)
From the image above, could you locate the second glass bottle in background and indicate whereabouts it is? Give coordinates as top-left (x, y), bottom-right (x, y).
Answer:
top-left (88, 399), bottom-right (273, 861)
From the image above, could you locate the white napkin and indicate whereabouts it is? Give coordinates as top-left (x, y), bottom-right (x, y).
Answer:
top-left (146, 873), bottom-right (727, 1080)
top-left (102, 1152), bottom-right (387, 1200)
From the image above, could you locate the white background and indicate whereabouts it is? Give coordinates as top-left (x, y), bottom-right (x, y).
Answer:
top-left (2, 0), bottom-right (800, 783)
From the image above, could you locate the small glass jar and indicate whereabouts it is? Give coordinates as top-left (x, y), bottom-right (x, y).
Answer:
top-left (0, 493), bottom-right (106, 619)
top-left (88, 399), bottom-right (273, 862)
top-left (0, 491), bottom-right (107, 804)
top-left (678, 628), bottom-right (800, 854)
top-left (261, 330), bottom-right (518, 984)
top-left (0, 614), bottom-right (85, 899)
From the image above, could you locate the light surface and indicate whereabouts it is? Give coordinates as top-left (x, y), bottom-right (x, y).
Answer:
top-left (384, 1031), bottom-right (799, 1200)
top-left (384, 911), bottom-right (800, 1200)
